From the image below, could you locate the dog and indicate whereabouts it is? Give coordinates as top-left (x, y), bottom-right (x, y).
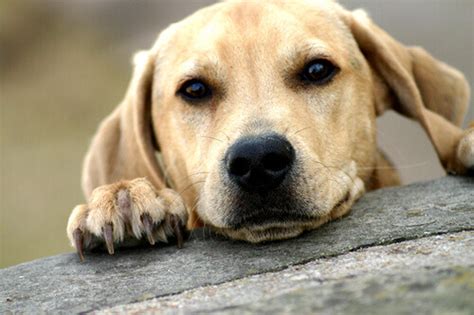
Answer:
top-left (66, 0), bottom-right (473, 261)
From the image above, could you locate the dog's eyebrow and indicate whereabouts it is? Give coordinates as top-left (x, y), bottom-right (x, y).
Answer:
top-left (175, 57), bottom-right (224, 85)
top-left (284, 40), bottom-right (335, 64)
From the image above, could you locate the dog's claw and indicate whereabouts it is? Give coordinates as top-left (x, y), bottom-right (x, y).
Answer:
top-left (170, 215), bottom-right (185, 249)
top-left (73, 228), bottom-right (85, 262)
top-left (155, 228), bottom-right (168, 243)
top-left (103, 223), bottom-right (114, 255)
top-left (141, 214), bottom-right (156, 245)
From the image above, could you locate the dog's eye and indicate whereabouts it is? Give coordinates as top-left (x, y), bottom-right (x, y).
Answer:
top-left (178, 80), bottom-right (211, 101)
top-left (301, 59), bottom-right (338, 84)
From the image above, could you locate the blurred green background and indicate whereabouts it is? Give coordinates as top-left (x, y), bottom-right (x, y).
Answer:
top-left (1, 0), bottom-right (472, 268)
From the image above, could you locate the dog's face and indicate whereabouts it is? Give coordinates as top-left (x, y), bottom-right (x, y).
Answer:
top-left (151, 0), bottom-right (374, 241)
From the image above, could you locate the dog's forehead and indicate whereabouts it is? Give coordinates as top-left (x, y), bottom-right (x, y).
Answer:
top-left (154, 0), bottom-right (350, 65)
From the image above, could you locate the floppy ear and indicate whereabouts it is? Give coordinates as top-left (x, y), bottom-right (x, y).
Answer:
top-left (81, 50), bottom-right (165, 197)
top-left (343, 9), bottom-right (473, 175)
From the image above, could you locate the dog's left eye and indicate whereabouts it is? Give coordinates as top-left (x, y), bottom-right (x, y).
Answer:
top-left (300, 59), bottom-right (339, 85)
top-left (178, 79), bottom-right (211, 101)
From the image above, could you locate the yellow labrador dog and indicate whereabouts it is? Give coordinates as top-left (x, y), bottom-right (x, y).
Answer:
top-left (67, 0), bottom-right (473, 260)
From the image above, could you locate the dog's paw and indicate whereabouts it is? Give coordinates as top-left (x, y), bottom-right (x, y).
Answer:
top-left (456, 124), bottom-right (474, 176)
top-left (66, 178), bottom-right (188, 261)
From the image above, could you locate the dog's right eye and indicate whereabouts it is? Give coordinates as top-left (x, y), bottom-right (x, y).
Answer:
top-left (178, 79), bottom-right (212, 102)
top-left (300, 59), bottom-right (339, 85)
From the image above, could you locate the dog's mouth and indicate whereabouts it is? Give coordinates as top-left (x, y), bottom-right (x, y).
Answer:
top-left (211, 190), bottom-right (353, 243)
top-left (226, 211), bottom-right (318, 230)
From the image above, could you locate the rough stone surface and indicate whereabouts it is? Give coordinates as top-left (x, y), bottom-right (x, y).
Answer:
top-left (218, 265), bottom-right (474, 315)
top-left (99, 232), bottom-right (474, 314)
top-left (1, 176), bottom-right (473, 313)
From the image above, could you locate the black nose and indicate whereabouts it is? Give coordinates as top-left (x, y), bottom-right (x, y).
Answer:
top-left (225, 134), bottom-right (295, 193)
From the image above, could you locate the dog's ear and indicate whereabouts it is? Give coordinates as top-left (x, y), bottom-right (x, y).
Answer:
top-left (342, 9), bottom-right (472, 175)
top-left (82, 50), bottom-right (165, 197)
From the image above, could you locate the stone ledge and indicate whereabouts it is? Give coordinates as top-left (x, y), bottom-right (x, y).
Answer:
top-left (1, 176), bottom-right (473, 313)
top-left (99, 231), bottom-right (474, 314)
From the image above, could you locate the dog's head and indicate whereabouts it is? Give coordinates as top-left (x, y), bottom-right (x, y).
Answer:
top-left (88, 0), bottom-right (470, 242)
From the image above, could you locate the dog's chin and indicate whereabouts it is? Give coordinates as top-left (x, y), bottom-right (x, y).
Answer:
top-left (212, 216), bottom-right (333, 243)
